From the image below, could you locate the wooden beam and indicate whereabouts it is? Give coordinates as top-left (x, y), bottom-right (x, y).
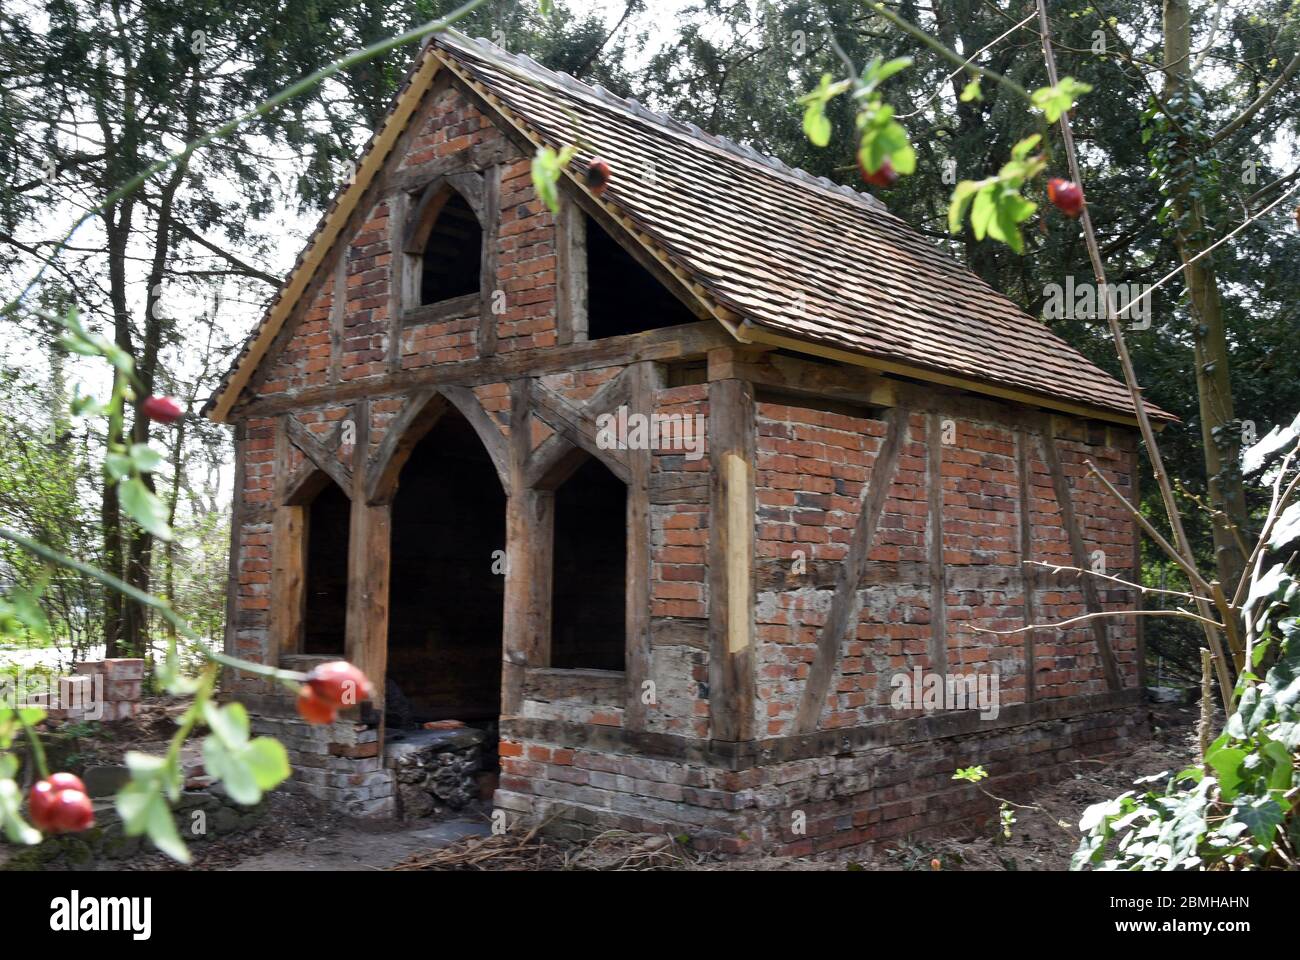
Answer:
top-left (501, 378), bottom-right (554, 716)
top-left (531, 380), bottom-right (631, 483)
top-left (478, 163), bottom-right (501, 358)
top-left (365, 388), bottom-right (448, 505)
top-left (1039, 423), bottom-right (1122, 692)
top-left (268, 505), bottom-right (308, 662)
top-left (386, 190), bottom-right (409, 372)
top-left (285, 415), bottom-right (353, 496)
top-left (524, 368), bottom-right (630, 490)
top-left (794, 408), bottom-right (905, 734)
top-left (329, 244), bottom-right (348, 383)
top-left (1016, 427), bottom-right (1039, 703)
top-left (223, 422), bottom-right (247, 663)
top-left (555, 197), bottom-right (588, 346)
top-left (926, 412), bottom-right (948, 675)
top-left (713, 350), bottom-right (895, 409)
top-left (344, 399), bottom-right (390, 710)
top-left (707, 376), bottom-right (757, 742)
top-left (739, 323), bottom-right (1160, 430)
top-left (236, 320), bottom-right (731, 419)
top-left (623, 362), bottom-right (655, 731)
top-left (384, 140), bottom-right (513, 193)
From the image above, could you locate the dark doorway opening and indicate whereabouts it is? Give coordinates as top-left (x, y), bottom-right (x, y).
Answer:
top-left (388, 409), bottom-right (505, 732)
top-left (585, 214), bottom-right (696, 339)
top-left (303, 480), bottom-right (350, 655)
top-left (551, 457), bottom-right (626, 671)
top-left (420, 190), bottom-right (482, 305)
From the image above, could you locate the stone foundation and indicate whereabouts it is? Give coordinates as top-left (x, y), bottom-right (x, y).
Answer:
top-left (386, 726), bottom-right (487, 819)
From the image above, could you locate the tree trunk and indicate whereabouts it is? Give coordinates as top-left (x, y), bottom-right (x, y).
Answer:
top-left (1161, 0), bottom-right (1249, 590)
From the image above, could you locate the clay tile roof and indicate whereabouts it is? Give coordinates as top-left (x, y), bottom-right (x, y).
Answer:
top-left (206, 30), bottom-right (1170, 426)
top-left (435, 31), bottom-right (1168, 424)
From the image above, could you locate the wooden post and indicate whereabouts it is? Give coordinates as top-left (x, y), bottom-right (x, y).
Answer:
top-left (1016, 426), bottom-right (1038, 703)
top-left (501, 378), bottom-right (553, 716)
top-left (623, 362), bottom-right (654, 730)
top-left (344, 400), bottom-right (390, 708)
top-left (707, 366), bottom-right (756, 743)
top-left (268, 416), bottom-right (307, 665)
top-left (555, 198), bottom-right (588, 345)
top-left (478, 164), bottom-right (501, 357)
top-left (268, 505), bottom-right (308, 663)
top-left (386, 191), bottom-right (409, 373)
top-left (926, 412), bottom-right (948, 676)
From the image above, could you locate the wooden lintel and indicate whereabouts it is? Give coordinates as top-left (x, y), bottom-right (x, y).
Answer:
top-left (235, 321), bottom-right (731, 420)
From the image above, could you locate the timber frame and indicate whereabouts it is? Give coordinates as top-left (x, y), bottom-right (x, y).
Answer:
top-left (215, 34), bottom-right (1149, 841)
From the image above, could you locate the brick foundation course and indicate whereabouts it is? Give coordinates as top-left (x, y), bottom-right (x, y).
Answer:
top-left (496, 694), bottom-right (1147, 854)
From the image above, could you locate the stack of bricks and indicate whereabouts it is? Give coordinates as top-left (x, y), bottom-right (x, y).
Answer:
top-left (74, 658), bottom-right (145, 721)
top-left (34, 658), bottom-right (145, 722)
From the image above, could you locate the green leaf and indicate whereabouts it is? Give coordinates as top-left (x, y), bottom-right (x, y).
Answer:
top-left (1011, 134), bottom-right (1042, 162)
top-left (1230, 795), bottom-right (1285, 847)
top-left (1031, 77), bottom-right (1094, 122)
top-left (105, 451), bottom-right (133, 481)
top-left (803, 101), bottom-right (832, 147)
top-left (971, 185), bottom-right (997, 240)
top-left (960, 78), bottom-right (982, 102)
top-left (119, 476), bottom-right (173, 541)
top-left (0, 778), bottom-right (41, 845)
top-left (243, 738), bottom-right (291, 791)
top-left (129, 443), bottom-right (165, 474)
top-left (948, 180), bottom-right (985, 234)
top-left (1269, 501), bottom-right (1300, 550)
top-left (204, 701), bottom-right (250, 748)
top-left (1206, 745), bottom-right (1247, 799)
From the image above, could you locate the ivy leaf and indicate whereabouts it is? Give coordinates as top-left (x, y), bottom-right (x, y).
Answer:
top-left (1229, 795), bottom-right (1285, 847)
top-left (1269, 501), bottom-right (1300, 550)
top-left (1205, 744), bottom-right (1247, 799)
top-left (119, 476), bottom-right (172, 541)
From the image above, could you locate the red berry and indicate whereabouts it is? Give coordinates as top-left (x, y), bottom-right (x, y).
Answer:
top-left (858, 155), bottom-right (898, 189)
top-left (1047, 178), bottom-right (1084, 218)
top-left (585, 157), bottom-right (612, 196)
top-left (29, 780), bottom-right (94, 833)
top-left (305, 661), bottom-right (374, 710)
top-left (47, 789), bottom-right (95, 833)
top-left (296, 686), bottom-right (337, 725)
top-left (28, 780), bottom-right (57, 824)
top-left (46, 772), bottom-right (86, 794)
top-left (141, 395), bottom-right (184, 424)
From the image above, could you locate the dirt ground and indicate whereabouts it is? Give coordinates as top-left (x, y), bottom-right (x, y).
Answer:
top-left (11, 698), bottom-right (1200, 871)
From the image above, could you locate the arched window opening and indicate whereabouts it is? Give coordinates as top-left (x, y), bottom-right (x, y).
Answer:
top-left (551, 457), bottom-right (626, 671)
top-left (420, 190), bottom-right (482, 305)
top-left (303, 480), bottom-right (351, 655)
top-left (388, 410), bottom-right (505, 726)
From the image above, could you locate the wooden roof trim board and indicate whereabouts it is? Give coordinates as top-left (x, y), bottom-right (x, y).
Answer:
top-left (207, 31), bottom-right (1167, 429)
top-left (204, 46), bottom-right (443, 423)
